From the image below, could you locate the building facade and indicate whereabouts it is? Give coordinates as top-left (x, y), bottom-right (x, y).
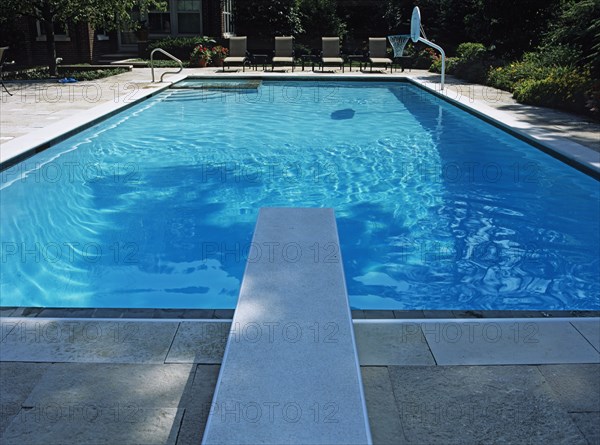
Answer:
top-left (4, 0), bottom-right (234, 67)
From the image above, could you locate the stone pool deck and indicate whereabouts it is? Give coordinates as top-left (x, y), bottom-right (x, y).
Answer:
top-left (0, 317), bottom-right (599, 444)
top-left (1, 68), bottom-right (599, 444)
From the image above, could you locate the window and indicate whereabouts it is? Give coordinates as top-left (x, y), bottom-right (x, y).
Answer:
top-left (177, 0), bottom-right (201, 34)
top-left (148, 11), bottom-right (171, 34)
top-left (36, 21), bottom-right (70, 41)
top-left (222, 0), bottom-right (234, 37)
top-left (96, 29), bottom-right (110, 41)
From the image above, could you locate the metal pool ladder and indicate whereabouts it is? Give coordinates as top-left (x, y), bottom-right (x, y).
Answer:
top-left (150, 48), bottom-right (183, 82)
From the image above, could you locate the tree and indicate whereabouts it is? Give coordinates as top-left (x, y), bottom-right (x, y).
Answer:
top-left (543, 0), bottom-right (600, 76)
top-left (0, 0), bottom-right (166, 76)
top-left (235, 0), bottom-right (302, 40)
top-left (297, 0), bottom-right (346, 44)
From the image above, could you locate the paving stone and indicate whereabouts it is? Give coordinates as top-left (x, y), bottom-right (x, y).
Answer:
top-left (393, 310), bottom-right (425, 319)
top-left (354, 323), bottom-right (434, 366)
top-left (1, 362), bottom-right (188, 443)
top-left (0, 319), bottom-right (179, 363)
top-left (364, 310), bottom-right (395, 319)
top-left (38, 308), bottom-right (96, 318)
top-left (0, 363), bottom-right (49, 435)
top-left (538, 364), bottom-right (600, 412)
top-left (361, 367), bottom-right (405, 445)
top-left (176, 365), bottom-right (221, 445)
top-left (421, 310), bottom-right (455, 319)
top-left (571, 319), bottom-right (600, 351)
top-left (451, 310), bottom-right (485, 318)
top-left (119, 309), bottom-right (156, 319)
top-left (570, 413), bottom-right (600, 445)
top-left (92, 308), bottom-right (124, 318)
top-left (0, 308), bottom-right (16, 317)
top-left (422, 319), bottom-right (600, 365)
top-left (213, 309), bottom-right (234, 319)
top-left (180, 310), bottom-right (215, 319)
top-left (10, 308), bottom-right (42, 317)
top-left (388, 365), bottom-right (587, 444)
top-left (22, 363), bottom-right (194, 408)
top-left (1, 407), bottom-right (182, 445)
top-left (153, 309), bottom-right (186, 319)
top-left (166, 322), bottom-right (230, 364)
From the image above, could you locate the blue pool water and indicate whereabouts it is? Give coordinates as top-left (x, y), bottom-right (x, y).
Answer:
top-left (1, 80), bottom-right (598, 310)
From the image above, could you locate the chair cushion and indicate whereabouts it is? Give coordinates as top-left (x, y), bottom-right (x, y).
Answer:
top-left (224, 57), bottom-right (247, 63)
top-left (369, 57), bottom-right (393, 64)
top-left (322, 57), bottom-right (344, 64)
top-left (272, 57), bottom-right (294, 63)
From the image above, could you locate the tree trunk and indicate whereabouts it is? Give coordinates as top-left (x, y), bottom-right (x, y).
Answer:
top-left (41, 4), bottom-right (57, 76)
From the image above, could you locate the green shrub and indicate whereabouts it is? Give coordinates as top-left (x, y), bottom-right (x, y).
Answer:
top-left (146, 36), bottom-right (216, 59)
top-left (512, 66), bottom-right (592, 114)
top-left (487, 61), bottom-right (551, 92)
top-left (413, 48), bottom-right (437, 69)
top-left (453, 42), bottom-right (492, 83)
top-left (456, 42), bottom-right (487, 61)
top-left (429, 57), bottom-right (458, 74)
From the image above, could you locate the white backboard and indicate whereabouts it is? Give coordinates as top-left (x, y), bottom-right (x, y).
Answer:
top-left (410, 6), bottom-right (421, 43)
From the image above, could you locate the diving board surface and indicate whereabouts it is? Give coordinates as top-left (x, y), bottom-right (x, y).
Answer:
top-left (202, 207), bottom-right (372, 445)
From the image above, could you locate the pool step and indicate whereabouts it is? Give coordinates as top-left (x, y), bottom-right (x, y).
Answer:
top-left (202, 208), bottom-right (372, 445)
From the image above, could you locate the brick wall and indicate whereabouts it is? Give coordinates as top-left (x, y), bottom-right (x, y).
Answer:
top-left (8, 17), bottom-right (118, 68)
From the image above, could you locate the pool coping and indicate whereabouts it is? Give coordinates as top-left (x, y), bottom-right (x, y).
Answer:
top-left (2, 307), bottom-right (599, 320)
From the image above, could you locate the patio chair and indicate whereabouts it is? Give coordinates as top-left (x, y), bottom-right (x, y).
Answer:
top-left (316, 37), bottom-right (344, 73)
top-left (223, 37), bottom-right (251, 72)
top-left (0, 47), bottom-right (15, 96)
top-left (367, 38), bottom-right (393, 72)
top-left (271, 36), bottom-right (295, 72)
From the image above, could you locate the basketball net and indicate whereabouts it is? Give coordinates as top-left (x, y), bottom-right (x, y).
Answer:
top-left (387, 35), bottom-right (412, 58)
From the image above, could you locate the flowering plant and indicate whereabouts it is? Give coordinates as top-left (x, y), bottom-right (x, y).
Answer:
top-left (190, 44), bottom-right (212, 65)
top-left (211, 45), bottom-right (228, 60)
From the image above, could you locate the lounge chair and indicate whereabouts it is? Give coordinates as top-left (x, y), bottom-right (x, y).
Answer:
top-left (271, 36), bottom-right (295, 72)
top-left (223, 37), bottom-right (250, 72)
top-left (367, 38), bottom-right (393, 72)
top-left (316, 37), bottom-right (344, 73)
top-left (0, 47), bottom-right (14, 96)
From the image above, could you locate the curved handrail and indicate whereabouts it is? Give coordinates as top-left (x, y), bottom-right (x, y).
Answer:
top-left (150, 48), bottom-right (183, 82)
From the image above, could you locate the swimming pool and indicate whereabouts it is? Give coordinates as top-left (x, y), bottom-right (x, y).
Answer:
top-left (1, 80), bottom-right (598, 310)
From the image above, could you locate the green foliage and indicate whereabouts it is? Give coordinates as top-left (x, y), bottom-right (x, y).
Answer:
top-left (429, 56), bottom-right (458, 75)
top-left (297, 0), bottom-right (346, 40)
top-left (543, 0), bottom-right (600, 77)
top-left (463, 0), bottom-right (562, 59)
top-left (452, 42), bottom-right (493, 83)
top-left (235, 0), bottom-right (302, 38)
top-left (63, 68), bottom-right (128, 81)
top-left (0, 0), bottom-right (166, 30)
top-left (146, 36), bottom-right (215, 59)
top-left (512, 66), bottom-right (593, 114)
top-left (456, 42), bottom-right (486, 61)
top-left (429, 42), bottom-right (492, 84)
top-left (0, 0), bottom-right (166, 75)
top-left (4, 66), bottom-right (127, 80)
top-left (413, 48), bottom-right (437, 69)
top-left (487, 61), bottom-right (549, 92)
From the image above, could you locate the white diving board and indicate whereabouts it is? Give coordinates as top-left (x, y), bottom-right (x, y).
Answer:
top-left (202, 208), bottom-right (372, 445)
